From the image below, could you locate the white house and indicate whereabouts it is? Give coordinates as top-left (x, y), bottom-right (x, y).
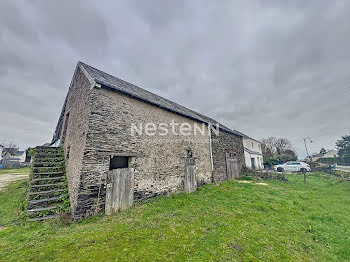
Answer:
top-left (1, 147), bottom-right (26, 163)
top-left (323, 149), bottom-right (338, 158)
top-left (242, 135), bottom-right (264, 170)
top-left (311, 153), bottom-right (323, 162)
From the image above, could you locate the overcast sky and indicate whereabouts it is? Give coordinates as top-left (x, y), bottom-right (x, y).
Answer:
top-left (1, 1), bottom-right (350, 157)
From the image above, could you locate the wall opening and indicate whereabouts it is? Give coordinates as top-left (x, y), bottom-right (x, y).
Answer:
top-left (186, 149), bottom-right (193, 158)
top-left (66, 146), bottom-right (70, 159)
top-left (251, 158), bottom-right (256, 169)
top-left (110, 156), bottom-right (129, 170)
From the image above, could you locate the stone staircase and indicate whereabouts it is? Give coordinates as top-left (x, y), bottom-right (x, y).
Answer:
top-left (27, 146), bottom-right (70, 221)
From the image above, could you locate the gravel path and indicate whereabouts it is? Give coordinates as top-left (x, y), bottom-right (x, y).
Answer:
top-left (0, 173), bottom-right (28, 191)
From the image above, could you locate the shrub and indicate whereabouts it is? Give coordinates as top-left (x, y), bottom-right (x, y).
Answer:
top-left (317, 156), bottom-right (350, 166)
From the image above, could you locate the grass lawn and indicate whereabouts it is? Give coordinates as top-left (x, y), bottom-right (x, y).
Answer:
top-left (0, 172), bottom-right (350, 261)
top-left (0, 167), bottom-right (30, 175)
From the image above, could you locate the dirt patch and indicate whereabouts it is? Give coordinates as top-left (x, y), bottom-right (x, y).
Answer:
top-left (228, 242), bottom-right (243, 252)
top-left (0, 226), bottom-right (7, 231)
top-left (236, 181), bottom-right (268, 186)
top-left (0, 174), bottom-right (28, 191)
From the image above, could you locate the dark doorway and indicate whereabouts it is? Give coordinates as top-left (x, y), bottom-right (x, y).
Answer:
top-left (110, 156), bottom-right (129, 170)
top-left (251, 158), bottom-right (256, 170)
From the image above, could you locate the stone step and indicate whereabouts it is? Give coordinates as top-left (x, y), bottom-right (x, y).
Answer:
top-left (27, 205), bottom-right (58, 214)
top-left (28, 214), bottom-right (58, 222)
top-left (28, 195), bottom-right (64, 206)
top-left (33, 164), bottom-right (64, 168)
top-left (35, 148), bottom-right (62, 152)
top-left (35, 150), bottom-right (62, 155)
top-left (30, 182), bottom-right (64, 189)
top-left (35, 152), bottom-right (63, 157)
top-left (32, 171), bottom-right (65, 176)
top-left (35, 146), bottom-right (61, 150)
top-left (29, 189), bottom-right (64, 196)
top-left (33, 161), bottom-right (64, 164)
top-left (32, 177), bottom-right (64, 182)
top-left (33, 166), bottom-right (64, 170)
top-left (35, 151), bottom-right (63, 156)
top-left (32, 163), bottom-right (64, 168)
top-left (33, 158), bottom-right (64, 162)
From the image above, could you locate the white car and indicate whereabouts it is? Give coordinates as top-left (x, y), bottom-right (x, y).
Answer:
top-left (274, 161), bottom-right (311, 172)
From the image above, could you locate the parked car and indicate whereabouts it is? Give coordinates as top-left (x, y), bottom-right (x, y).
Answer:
top-left (274, 161), bottom-right (311, 172)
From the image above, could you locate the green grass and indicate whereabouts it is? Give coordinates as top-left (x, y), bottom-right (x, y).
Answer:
top-left (1, 173), bottom-right (350, 261)
top-left (0, 167), bottom-right (30, 175)
top-left (0, 180), bottom-right (27, 225)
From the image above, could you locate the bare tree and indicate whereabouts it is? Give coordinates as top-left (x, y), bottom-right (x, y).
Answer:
top-left (261, 137), bottom-right (277, 157)
top-left (274, 138), bottom-right (293, 155)
top-left (7, 143), bottom-right (18, 149)
top-left (261, 137), bottom-right (295, 158)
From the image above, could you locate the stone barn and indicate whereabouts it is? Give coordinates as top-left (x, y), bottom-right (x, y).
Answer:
top-left (51, 62), bottom-right (244, 219)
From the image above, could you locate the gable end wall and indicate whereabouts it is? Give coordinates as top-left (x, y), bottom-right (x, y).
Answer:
top-left (59, 67), bottom-right (93, 213)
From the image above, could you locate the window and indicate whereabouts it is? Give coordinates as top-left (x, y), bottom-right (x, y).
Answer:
top-left (110, 156), bottom-right (129, 170)
top-left (251, 142), bottom-right (254, 148)
top-left (186, 149), bottom-right (193, 158)
top-left (66, 146), bottom-right (70, 159)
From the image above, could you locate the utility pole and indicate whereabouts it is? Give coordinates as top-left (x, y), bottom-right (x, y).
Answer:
top-left (303, 137), bottom-right (313, 184)
top-left (303, 137), bottom-right (313, 160)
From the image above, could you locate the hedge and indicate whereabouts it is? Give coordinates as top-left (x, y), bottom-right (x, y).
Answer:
top-left (317, 156), bottom-right (350, 166)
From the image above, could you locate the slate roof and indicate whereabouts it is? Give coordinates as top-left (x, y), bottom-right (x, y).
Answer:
top-left (244, 147), bottom-right (262, 156)
top-left (241, 133), bottom-right (261, 143)
top-left (1, 148), bottom-right (25, 158)
top-left (79, 62), bottom-right (242, 136)
top-left (2, 148), bottom-right (19, 155)
top-left (312, 153), bottom-right (324, 158)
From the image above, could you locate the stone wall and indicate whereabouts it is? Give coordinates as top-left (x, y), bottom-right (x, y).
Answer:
top-left (211, 130), bottom-right (244, 182)
top-left (59, 68), bottom-right (92, 213)
top-left (73, 86), bottom-right (213, 219)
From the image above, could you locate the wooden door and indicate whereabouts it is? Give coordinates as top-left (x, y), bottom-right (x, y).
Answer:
top-left (226, 151), bottom-right (239, 179)
top-left (184, 157), bottom-right (197, 193)
top-left (105, 168), bottom-right (134, 215)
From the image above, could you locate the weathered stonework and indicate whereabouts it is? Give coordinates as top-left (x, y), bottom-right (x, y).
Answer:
top-left (59, 67), bottom-right (92, 211)
top-left (53, 62), bottom-right (245, 220)
top-left (74, 87), bottom-right (213, 218)
top-left (211, 130), bottom-right (245, 183)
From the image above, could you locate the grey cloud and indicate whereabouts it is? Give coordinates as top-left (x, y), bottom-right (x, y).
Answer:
top-left (30, 0), bottom-right (109, 57)
top-left (0, 0), bottom-right (349, 157)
